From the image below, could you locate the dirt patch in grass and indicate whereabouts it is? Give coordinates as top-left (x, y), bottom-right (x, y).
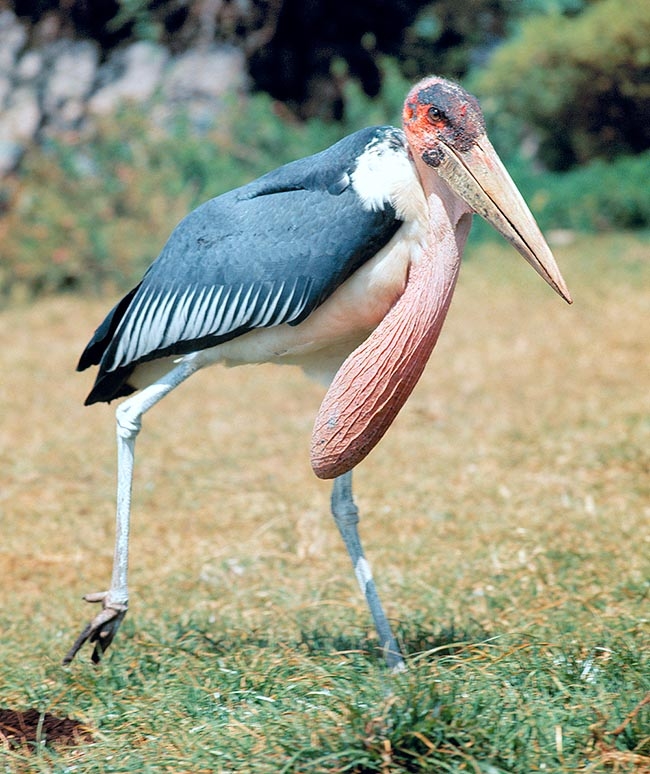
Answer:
top-left (0, 708), bottom-right (92, 748)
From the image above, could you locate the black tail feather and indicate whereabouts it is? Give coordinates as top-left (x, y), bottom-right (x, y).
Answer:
top-left (78, 284), bottom-right (142, 404)
top-left (84, 366), bottom-right (137, 405)
top-left (77, 285), bottom-right (141, 372)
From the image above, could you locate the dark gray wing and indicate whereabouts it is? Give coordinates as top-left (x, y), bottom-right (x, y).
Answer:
top-left (79, 126), bottom-right (407, 403)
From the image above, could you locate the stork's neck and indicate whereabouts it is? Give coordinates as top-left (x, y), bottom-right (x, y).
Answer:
top-left (417, 159), bottom-right (474, 249)
top-left (419, 179), bottom-right (472, 263)
top-left (311, 186), bottom-right (467, 479)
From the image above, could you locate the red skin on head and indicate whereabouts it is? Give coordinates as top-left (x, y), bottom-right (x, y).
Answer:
top-left (403, 77), bottom-right (485, 164)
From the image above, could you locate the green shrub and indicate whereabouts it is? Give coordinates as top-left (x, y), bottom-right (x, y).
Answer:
top-left (472, 0), bottom-right (650, 170)
top-left (529, 151), bottom-right (650, 231)
top-left (0, 93), bottom-right (347, 303)
top-left (469, 149), bottom-right (650, 247)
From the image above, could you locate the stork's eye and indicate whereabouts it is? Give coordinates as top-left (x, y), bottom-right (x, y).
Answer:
top-left (427, 107), bottom-right (446, 124)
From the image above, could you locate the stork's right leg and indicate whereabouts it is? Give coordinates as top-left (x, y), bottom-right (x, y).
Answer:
top-left (330, 472), bottom-right (406, 671)
top-left (63, 359), bottom-right (199, 664)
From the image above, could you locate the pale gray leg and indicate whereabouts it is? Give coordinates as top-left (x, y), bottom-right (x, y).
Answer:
top-left (63, 359), bottom-right (199, 664)
top-left (330, 471), bottom-right (406, 671)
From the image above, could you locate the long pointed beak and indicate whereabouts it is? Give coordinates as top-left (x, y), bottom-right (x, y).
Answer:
top-left (436, 134), bottom-right (572, 304)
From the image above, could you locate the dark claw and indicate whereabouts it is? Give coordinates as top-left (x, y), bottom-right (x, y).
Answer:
top-left (62, 594), bottom-right (128, 664)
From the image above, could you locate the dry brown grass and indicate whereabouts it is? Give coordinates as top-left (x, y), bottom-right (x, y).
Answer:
top-left (1, 232), bottom-right (648, 649)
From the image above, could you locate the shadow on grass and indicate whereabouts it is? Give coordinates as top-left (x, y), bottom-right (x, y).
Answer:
top-left (167, 617), bottom-right (491, 667)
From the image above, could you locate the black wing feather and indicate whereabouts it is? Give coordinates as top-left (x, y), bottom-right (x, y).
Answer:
top-left (81, 126), bottom-right (406, 404)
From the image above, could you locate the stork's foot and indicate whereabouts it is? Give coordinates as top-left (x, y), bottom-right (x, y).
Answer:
top-left (62, 592), bottom-right (128, 665)
top-left (387, 652), bottom-right (407, 674)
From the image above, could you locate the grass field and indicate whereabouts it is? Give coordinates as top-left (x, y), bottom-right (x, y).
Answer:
top-left (0, 232), bottom-right (648, 772)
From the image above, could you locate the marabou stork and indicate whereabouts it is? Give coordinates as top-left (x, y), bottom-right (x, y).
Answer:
top-left (64, 76), bottom-right (571, 670)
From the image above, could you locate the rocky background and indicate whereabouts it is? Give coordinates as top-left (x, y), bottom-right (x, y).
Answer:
top-left (0, 7), bottom-right (250, 176)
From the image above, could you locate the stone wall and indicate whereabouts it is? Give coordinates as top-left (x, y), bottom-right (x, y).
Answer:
top-left (0, 8), bottom-right (249, 176)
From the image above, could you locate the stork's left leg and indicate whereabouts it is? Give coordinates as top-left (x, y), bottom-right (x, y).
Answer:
top-left (330, 472), bottom-right (406, 671)
top-left (63, 359), bottom-right (199, 664)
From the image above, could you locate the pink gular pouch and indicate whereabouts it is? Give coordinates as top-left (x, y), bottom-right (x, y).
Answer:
top-left (311, 197), bottom-right (467, 479)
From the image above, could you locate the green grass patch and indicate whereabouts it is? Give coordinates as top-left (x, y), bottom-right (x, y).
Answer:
top-left (0, 618), bottom-right (647, 772)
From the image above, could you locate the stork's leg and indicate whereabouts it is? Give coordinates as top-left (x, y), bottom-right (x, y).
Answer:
top-left (330, 472), bottom-right (406, 671)
top-left (63, 359), bottom-right (199, 664)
